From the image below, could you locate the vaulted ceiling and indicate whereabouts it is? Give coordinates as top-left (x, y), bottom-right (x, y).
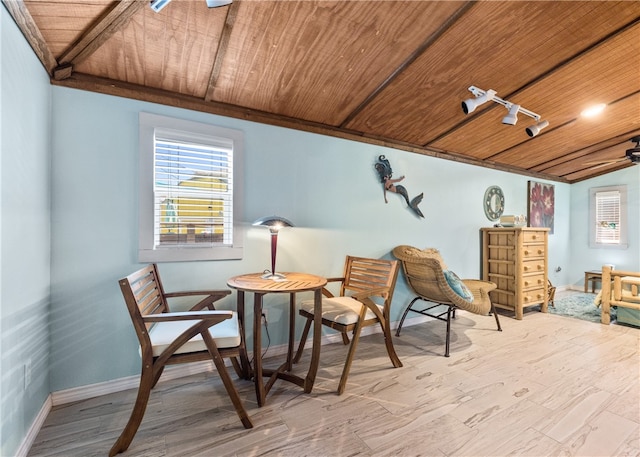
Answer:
top-left (5, 0), bottom-right (640, 183)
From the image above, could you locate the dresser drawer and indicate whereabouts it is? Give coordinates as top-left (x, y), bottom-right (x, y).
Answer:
top-left (521, 245), bottom-right (545, 259)
top-left (523, 274), bottom-right (545, 290)
top-left (522, 260), bottom-right (545, 274)
top-left (523, 231), bottom-right (546, 243)
top-left (522, 288), bottom-right (546, 305)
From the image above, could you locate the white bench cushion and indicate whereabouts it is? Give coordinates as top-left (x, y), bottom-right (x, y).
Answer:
top-left (147, 311), bottom-right (241, 356)
top-left (300, 296), bottom-right (383, 325)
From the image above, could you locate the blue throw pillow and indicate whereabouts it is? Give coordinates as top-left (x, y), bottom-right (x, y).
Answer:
top-left (443, 270), bottom-right (474, 301)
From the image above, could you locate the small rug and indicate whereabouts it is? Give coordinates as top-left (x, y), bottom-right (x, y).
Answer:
top-left (548, 292), bottom-right (616, 323)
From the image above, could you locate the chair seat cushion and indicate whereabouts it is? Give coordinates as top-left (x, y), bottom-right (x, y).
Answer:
top-left (148, 312), bottom-right (241, 357)
top-left (300, 296), bottom-right (383, 325)
top-left (443, 270), bottom-right (474, 301)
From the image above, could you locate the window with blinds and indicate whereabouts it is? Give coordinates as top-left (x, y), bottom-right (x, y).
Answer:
top-left (154, 135), bottom-right (233, 248)
top-left (594, 190), bottom-right (620, 244)
top-left (589, 185), bottom-right (628, 249)
top-left (139, 113), bottom-right (244, 262)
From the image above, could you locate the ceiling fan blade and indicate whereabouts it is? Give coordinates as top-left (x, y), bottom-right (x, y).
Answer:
top-left (584, 158), bottom-right (629, 170)
top-left (584, 158), bottom-right (628, 166)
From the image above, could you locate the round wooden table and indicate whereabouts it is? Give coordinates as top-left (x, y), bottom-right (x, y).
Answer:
top-left (227, 272), bottom-right (327, 406)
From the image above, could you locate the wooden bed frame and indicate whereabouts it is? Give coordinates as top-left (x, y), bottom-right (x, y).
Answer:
top-left (601, 266), bottom-right (640, 325)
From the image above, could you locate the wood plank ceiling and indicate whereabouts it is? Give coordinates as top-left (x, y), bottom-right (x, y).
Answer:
top-left (5, 0), bottom-right (640, 183)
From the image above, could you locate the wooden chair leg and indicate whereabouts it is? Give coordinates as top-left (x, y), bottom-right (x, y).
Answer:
top-left (293, 317), bottom-right (312, 363)
top-left (337, 321), bottom-right (364, 395)
top-left (201, 332), bottom-right (253, 429)
top-left (109, 363), bottom-right (155, 456)
top-left (341, 332), bottom-right (350, 345)
top-left (380, 318), bottom-right (402, 368)
top-left (150, 366), bottom-right (164, 389)
top-left (230, 357), bottom-right (243, 378)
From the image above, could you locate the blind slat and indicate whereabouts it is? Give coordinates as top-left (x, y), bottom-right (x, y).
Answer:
top-left (153, 134), bottom-right (234, 248)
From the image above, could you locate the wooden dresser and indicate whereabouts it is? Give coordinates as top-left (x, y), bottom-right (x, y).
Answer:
top-left (481, 227), bottom-right (549, 319)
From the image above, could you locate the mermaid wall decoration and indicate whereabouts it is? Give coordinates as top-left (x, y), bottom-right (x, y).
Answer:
top-left (374, 155), bottom-right (424, 218)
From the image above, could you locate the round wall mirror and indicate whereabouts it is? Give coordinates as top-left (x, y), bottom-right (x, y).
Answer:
top-left (483, 185), bottom-right (505, 221)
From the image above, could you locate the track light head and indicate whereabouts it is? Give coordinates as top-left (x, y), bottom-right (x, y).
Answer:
top-left (150, 0), bottom-right (172, 12)
top-left (525, 120), bottom-right (549, 137)
top-left (206, 0), bottom-right (232, 7)
top-left (502, 104), bottom-right (520, 125)
top-left (151, 0), bottom-right (231, 12)
top-left (461, 88), bottom-right (496, 114)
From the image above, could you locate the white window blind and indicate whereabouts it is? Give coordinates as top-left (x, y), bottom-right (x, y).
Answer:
top-left (138, 112), bottom-right (244, 262)
top-left (594, 190), bottom-right (620, 244)
top-left (154, 135), bottom-right (233, 248)
top-left (589, 184), bottom-right (627, 249)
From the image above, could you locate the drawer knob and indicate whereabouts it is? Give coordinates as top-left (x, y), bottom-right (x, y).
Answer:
top-left (524, 250), bottom-right (529, 255)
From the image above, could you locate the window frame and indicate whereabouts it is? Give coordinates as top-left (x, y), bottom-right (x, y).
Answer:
top-left (138, 112), bottom-right (244, 262)
top-left (589, 184), bottom-right (628, 249)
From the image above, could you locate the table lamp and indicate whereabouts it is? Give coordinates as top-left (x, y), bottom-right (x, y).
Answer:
top-left (252, 216), bottom-right (294, 280)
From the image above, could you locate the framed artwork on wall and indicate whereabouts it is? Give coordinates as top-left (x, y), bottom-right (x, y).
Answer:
top-left (527, 181), bottom-right (554, 234)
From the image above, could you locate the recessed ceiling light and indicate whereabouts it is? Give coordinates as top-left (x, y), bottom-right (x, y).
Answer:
top-left (581, 103), bottom-right (606, 118)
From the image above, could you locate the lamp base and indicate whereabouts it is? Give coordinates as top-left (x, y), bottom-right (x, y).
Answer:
top-left (261, 271), bottom-right (287, 280)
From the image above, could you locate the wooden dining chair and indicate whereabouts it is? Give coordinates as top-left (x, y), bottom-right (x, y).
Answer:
top-left (109, 264), bottom-right (253, 457)
top-left (293, 256), bottom-right (402, 394)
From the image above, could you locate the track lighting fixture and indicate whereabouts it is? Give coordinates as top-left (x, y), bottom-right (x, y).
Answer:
top-left (502, 104), bottom-right (520, 125)
top-left (525, 120), bottom-right (550, 138)
top-left (461, 88), bottom-right (496, 114)
top-left (462, 86), bottom-right (549, 137)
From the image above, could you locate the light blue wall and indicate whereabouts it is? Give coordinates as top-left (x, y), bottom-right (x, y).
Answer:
top-left (1, 6), bottom-right (52, 456)
top-left (569, 166), bottom-right (640, 287)
top-left (49, 85), bottom-right (572, 392)
top-left (19, 3), bottom-right (640, 452)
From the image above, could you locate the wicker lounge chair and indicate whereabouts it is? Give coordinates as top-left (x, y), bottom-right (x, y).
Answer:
top-left (392, 245), bottom-right (502, 356)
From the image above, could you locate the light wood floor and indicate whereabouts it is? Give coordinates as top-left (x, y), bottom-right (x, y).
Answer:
top-left (29, 304), bottom-right (639, 457)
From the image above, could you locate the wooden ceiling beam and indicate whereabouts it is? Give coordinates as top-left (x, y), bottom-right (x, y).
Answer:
top-left (532, 130), bottom-right (640, 173)
top-left (53, 0), bottom-right (146, 80)
top-left (205, 0), bottom-right (240, 101)
top-left (2, 0), bottom-right (58, 74)
top-left (563, 162), bottom-right (634, 184)
top-left (493, 16), bottom-right (640, 104)
top-left (339, 1), bottom-right (475, 129)
top-left (425, 14), bottom-right (640, 151)
top-left (52, 72), bottom-right (568, 184)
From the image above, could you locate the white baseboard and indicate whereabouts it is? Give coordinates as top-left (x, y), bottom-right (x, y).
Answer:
top-left (51, 360), bottom-right (220, 406)
top-left (51, 316), bottom-right (429, 405)
top-left (26, 314), bottom-right (431, 455)
top-left (16, 395), bottom-right (52, 457)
